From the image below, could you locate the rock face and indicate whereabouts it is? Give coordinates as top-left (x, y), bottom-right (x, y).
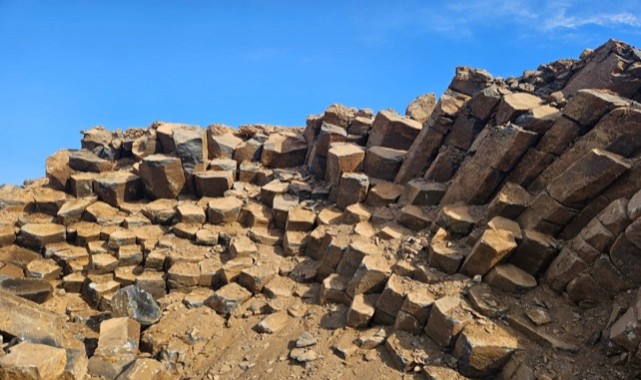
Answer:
top-left (3, 39), bottom-right (641, 380)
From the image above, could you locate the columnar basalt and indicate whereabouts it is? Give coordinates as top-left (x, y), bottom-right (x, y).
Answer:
top-left (2, 39), bottom-right (641, 379)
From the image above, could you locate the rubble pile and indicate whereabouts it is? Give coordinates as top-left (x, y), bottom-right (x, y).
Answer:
top-left (1, 39), bottom-right (641, 379)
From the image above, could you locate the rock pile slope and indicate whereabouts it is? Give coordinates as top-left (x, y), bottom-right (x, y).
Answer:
top-left (1, 39), bottom-right (641, 379)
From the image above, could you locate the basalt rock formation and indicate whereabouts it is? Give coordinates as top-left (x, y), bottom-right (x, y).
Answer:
top-left (2, 39), bottom-right (641, 379)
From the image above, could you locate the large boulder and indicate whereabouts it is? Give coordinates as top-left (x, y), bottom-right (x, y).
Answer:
top-left (139, 154), bottom-right (186, 199)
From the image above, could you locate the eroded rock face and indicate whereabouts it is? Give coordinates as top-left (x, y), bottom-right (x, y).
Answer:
top-left (2, 39), bottom-right (641, 380)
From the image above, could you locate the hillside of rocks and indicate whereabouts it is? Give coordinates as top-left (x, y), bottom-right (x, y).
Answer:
top-left (1, 39), bottom-right (641, 379)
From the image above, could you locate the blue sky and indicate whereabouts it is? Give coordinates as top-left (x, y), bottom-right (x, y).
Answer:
top-left (1, 1), bottom-right (640, 185)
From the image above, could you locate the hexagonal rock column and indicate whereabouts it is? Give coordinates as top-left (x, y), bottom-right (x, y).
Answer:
top-left (17, 223), bottom-right (66, 251)
top-left (194, 170), bottom-right (234, 198)
top-left (367, 110), bottom-right (423, 150)
top-left (336, 173), bottom-right (369, 210)
top-left (460, 229), bottom-right (517, 276)
top-left (93, 171), bottom-right (143, 207)
top-left (546, 148), bottom-right (630, 209)
top-left (325, 142), bottom-right (365, 186)
top-left (207, 197), bottom-right (243, 225)
top-left (261, 132), bottom-right (307, 168)
top-left (139, 154), bottom-right (186, 199)
top-left (363, 146), bottom-right (405, 182)
top-left (454, 319), bottom-right (519, 377)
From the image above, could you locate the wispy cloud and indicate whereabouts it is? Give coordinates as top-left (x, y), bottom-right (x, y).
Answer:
top-left (359, 0), bottom-right (641, 44)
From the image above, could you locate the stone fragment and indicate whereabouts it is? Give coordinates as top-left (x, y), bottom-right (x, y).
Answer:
top-left (454, 320), bottom-right (519, 377)
top-left (460, 229), bottom-right (517, 276)
top-left (336, 240), bottom-right (382, 277)
top-left (233, 135), bottom-right (265, 163)
top-left (537, 116), bottom-right (583, 155)
top-left (207, 197), bottom-right (243, 224)
top-left (115, 358), bottom-right (165, 380)
top-left (336, 173), bottom-right (369, 210)
top-left (176, 203), bottom-right (206, 224)
top-left (363, 146), bottom-right (405, 181)
top-left (111, 285), bottom-right (162, 326)
top-left (513, 104), bottom-right (560, 133)
top-left (0, 342), bottom-right (67, 380)
top-left (206, 282), bottom-right (252, 316)
top-left (255, 310), bottom-right (290, 334)
top-left (450, 66), bottom-right (493, 96)
top-left (473, 124), bottom-right (539, 172)
top-left (33, 188), bottom-right (67, 215)
top-left (139, 154), bottom-right (186, 199)
top-left (367, 110), bottom-right (423, 150)
top-left (167, 261), bottom-right (201, 288)
top-left (468, 85), bottom-right (502, 121)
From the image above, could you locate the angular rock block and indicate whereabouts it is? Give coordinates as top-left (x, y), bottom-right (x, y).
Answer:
top-left (485, 264), bottom-right (537, 293)
top-left (195, 170), bottom-right (234, 198)
top-left (207, 130), bottom-right (242, 159)
top-left (399, 179), bottom-right (446, 206)
top-left (508, 229), bottom-right (558, 276)
top-left (139, 154), bottom-right (186, 199)
top-left (261, 132), bottom-right (307, 168)
top-left (325, 142), bottom-right (365, 186)
top-left (366, 182), bottom-right (403, 207)
top-left (336, 173), bottom-right (369, 210)
top-left (367, 110), bottom-right (423, 150)
top-left (495, 92), bottom-right (543, 125)
top-left (425, 296), bottom-right (473, 348)
top-left (487, 182), bottom-right (531, 220)
top-left (69, 150), bottom-right (114, 173)
top-left (547, 149), bottom-right (629, 208)
top-left (207, 197), bottom-right (243, 224)
top-left (363, 146), bottom-right (405, 182)
top-left (454, 320), bottom-right (519, 377)
top-left (347, 293), bottom-right (379, 328)
top-left (460, 229), bottom-right (517, 276)
top-left (0, 342), bottom-right (67, 380)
